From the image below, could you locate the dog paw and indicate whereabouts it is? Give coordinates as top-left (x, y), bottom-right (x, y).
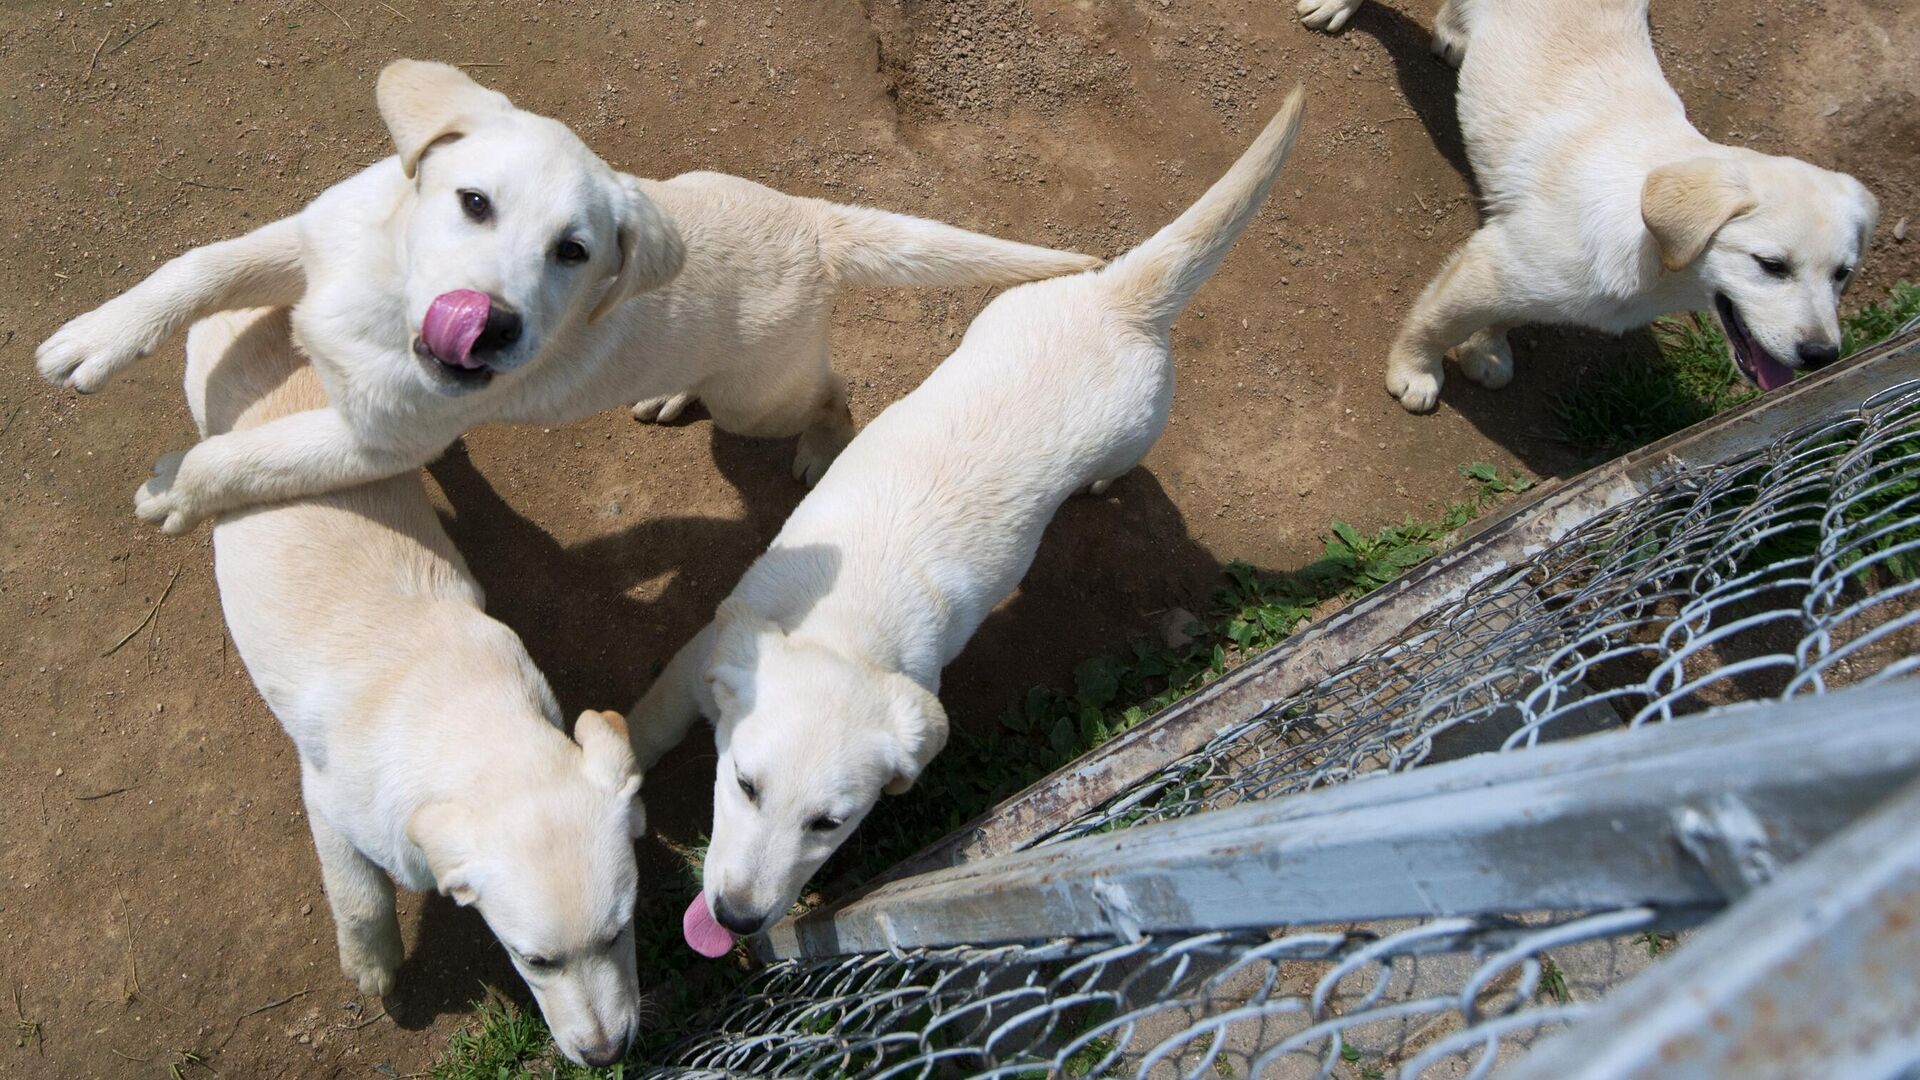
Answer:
top-left (337, 922), bottom-right (404, 997)
top-left (1388, 367), bottom-right (1443, 414)
top-left (1297, 0), bottom-right (1363, 32)
top-left (632, 392), bottom-right (694, 424)
top-left (1430, 25), bottom-right (1467, 67)
top-left (1456, 331), bottom-right (1514, 389)
top-left (791, 443), bottom-right (834, 486)
top-left (36, 304), bottom-right (163, 393)
top-left (133, 451), bottom-right (204, 535)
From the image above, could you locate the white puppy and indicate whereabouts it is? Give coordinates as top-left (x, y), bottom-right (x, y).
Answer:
top-left (36, 60), bottom-right (1100, 531)
top-left (631, 92), bottom-right (1307, 945)
top-left (1297, 0), bottom-right (1878, 412)
top-left (190, 307), bottom-right (644, 1068)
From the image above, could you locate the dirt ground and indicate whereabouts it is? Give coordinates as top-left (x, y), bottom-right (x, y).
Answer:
top-left (1, 0), bottom-right (1913, 1075)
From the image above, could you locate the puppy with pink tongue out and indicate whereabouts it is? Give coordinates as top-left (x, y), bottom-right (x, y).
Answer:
top-left (36, 59), bottom-right (1099, 533)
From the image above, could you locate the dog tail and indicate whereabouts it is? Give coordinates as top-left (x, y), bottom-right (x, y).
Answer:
top-left (817, 203), bottom-right (1103, 289)
top-left (1098, 88), bottom-right (1305, 330)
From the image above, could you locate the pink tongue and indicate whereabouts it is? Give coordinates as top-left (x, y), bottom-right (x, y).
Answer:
top-left (1750, 349), bottom-right (1795, 392)
top-left (683, 891), bottom-right (735, 958)
top-left (421, 289), bottom-right (491, 369)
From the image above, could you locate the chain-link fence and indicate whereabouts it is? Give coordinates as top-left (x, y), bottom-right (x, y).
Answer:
top-left (639, 333), bottom-right (1920, 1079)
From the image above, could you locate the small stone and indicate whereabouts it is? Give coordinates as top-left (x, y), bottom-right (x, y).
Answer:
top-left (1894, 216), bottom-right (1909, 242)
top-left (300, 902), bottom-right (313, 916)
top-left (1157, 608), bottom-right (1198, 649)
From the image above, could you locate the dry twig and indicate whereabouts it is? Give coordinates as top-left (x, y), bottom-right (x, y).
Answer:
top-left (103, 568), bottom-right (178, 656)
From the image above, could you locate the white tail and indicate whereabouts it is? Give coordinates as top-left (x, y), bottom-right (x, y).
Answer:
top-left (817, 203), bottom-right (1103, 289)
top-left (1100, 89), bottom-right (1307, 331)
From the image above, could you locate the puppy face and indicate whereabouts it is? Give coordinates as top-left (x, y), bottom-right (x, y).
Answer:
top-left (375, 60), bottom-right (683, 395)
top-left (697, 602), bottom-right (947, 937)
top-left (409, 711), bottom-right (646, 1069)
top-left (1643, 153), bottom-right (1877, 391)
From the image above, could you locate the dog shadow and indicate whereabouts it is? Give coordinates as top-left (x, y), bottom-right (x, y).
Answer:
top-left (1340, 3), bottom-right (1477, 198)
top-left (387, 442), bottom-right (1231, 1019)
top-left (1435, 323), bottom-right (1671, 479)
top-left (380, 425), bottom-right (808, 1026)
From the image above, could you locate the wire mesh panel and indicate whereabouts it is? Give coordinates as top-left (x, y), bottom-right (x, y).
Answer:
top-left (651, 909), bottom-right (1684, 1079)
top-left (1045, 375), bottom-right (1920, 844)
top-left (639, 347), bottom-right (1920, 1079)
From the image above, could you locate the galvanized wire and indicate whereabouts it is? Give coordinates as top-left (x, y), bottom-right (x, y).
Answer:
top-left (1044, 376), bottom-right (1920, 843)
top-left (645, 907), bottom-right (1697, 1079)
top-left (639, 376), bottom-right (1920, 1078)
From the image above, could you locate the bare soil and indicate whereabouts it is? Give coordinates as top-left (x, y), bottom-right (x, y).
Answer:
top-left (1, 1), bottom-right (1913, 1076)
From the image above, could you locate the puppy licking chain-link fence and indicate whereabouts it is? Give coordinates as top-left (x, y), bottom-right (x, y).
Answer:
top-left (639, 328), bottom-right (1920, 1079)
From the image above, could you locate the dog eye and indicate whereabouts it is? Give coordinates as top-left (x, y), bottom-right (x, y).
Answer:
top-left (555, 239), bottom-right (589, 265)
top-left (521, 952), bottom-right (558, 971)
top-left (1833, 265), bottom-right (1852, 283)
top-left (806, 816), bottom-right (843, 834)
top-left (458, 189), bottom-right (491, 223)
top-left (737, 774), bottom-right (758, 803)
top-left (1752, 255), bottom-right (1790, 278)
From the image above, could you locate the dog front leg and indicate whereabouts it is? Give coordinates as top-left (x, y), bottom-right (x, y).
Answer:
top-left (135, 407), bottom-right (423, 533)
top-left (303, 788), bottom-right (403, 997)
top-left (38, 217), bottom-right (306, 393)
top-left (626, 623), bottom-right (718, 772)
top-left (1386, 226), bottom-right (1517, 413)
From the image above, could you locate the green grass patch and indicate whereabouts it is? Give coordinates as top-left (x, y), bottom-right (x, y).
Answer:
top-left (1553, 282), bottom-right (1920, 456)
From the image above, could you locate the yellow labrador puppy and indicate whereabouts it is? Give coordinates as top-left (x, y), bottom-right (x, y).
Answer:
top-left (190, 307), bottom-right (644, 1068)
top-left (633, 92), bottom-right (1306, 951)
top-left (1298, 0), bottom-right (1878, 411)
top-left (37, 60), bottom-right (1100, 531)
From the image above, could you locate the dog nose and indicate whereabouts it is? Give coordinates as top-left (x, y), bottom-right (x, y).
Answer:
top-left (471, 304), bottom-right (522, 356)
top-left (578, 1037), bottom-right (628, 1069)
top-left (1796, 341), bottom-right (1840, 371)
top-left (713, 897), bottom-right (766, 937)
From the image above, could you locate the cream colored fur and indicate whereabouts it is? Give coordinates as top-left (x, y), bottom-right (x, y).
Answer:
top-left (191, 308), bottom-right (644, 1068)
top-left (1298, 0), bottom-right (1878, 411)
top-left (37, 60), bottom-right (1101, 532)
top-left (629, 92), bottom-right (1307, 938)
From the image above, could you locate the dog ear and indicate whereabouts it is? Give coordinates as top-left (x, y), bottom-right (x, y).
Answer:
top-left (377, 59), bottom-right (512, 180)
top-left (406, 802), bottom-right (480, 906)
top-left (591, 175), bottom-right (687, 322)
top-left (882, 676), bottom-right (949, 796)
top-left (1642, 158), bottom-right (1756, 271)
top-left (1850, 178), bottom-right (1880, 268)
top-left (575, 709), bottom-right (647, 838)
top-left (703, 600), bottom-right (781, 717)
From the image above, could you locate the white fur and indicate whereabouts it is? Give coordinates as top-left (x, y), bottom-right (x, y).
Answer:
top-left (189, 308), bottom-right (644, 1068)
top-left (629, 93), bottom-right (1308, 937)
top-left (1297, 0), bottom-right (1878, 411)
top-left (36, 60), bottom-right (1101, 532)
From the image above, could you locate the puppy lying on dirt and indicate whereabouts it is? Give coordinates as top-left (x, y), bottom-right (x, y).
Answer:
top-left (37, 59), bottom-right (1100, 532)
top-left (189, 307), bottom-right (645, 1068)
top-left (1297, 0), bottom-right (1878, 412)
top-left (630, 91), bottom-right (1307, 950)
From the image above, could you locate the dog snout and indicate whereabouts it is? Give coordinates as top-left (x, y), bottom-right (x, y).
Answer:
top-left (472, 303), bottom-right (522, 357)
top-left (712, 895), bottom-right (767, 937)
top-left (1796, 341), bottom-right (1840, 371)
